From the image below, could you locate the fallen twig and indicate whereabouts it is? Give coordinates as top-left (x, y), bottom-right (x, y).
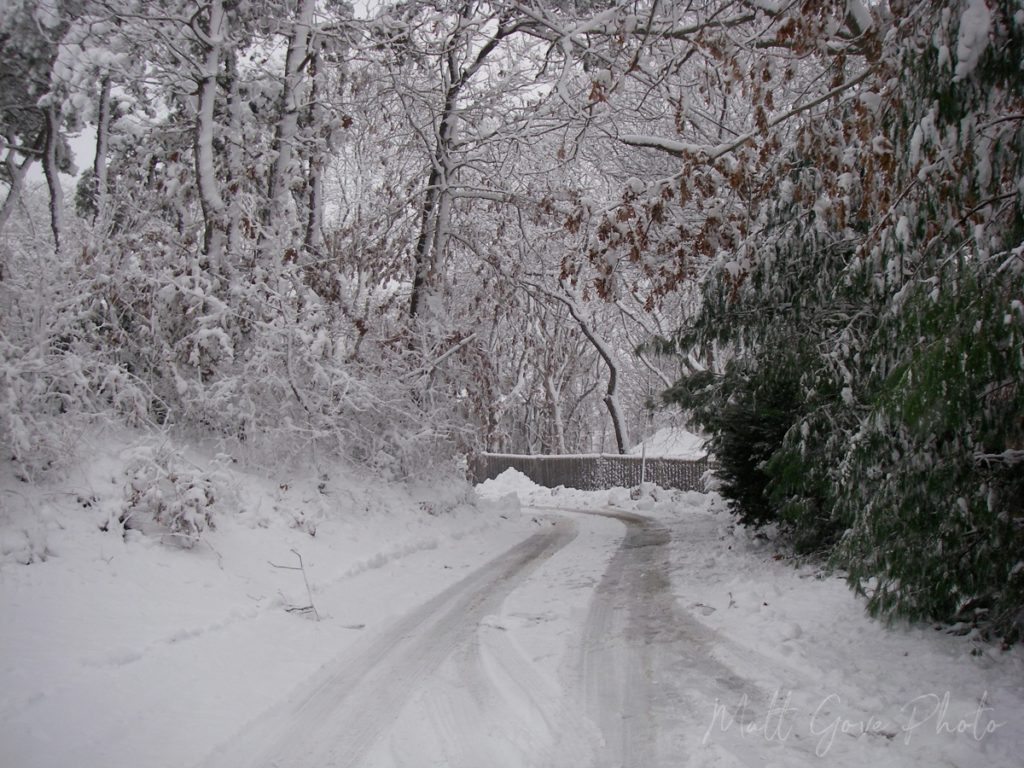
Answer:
top-left (269, 548), bottom-right (320, 621)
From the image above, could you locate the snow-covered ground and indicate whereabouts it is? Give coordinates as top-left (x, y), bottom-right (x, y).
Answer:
top-left (2, 445), bottom-right (1022, 767)
top-left (0, 430), bottom-right (531, 768)
top-left (481, 470), bottom-right (1024, 767)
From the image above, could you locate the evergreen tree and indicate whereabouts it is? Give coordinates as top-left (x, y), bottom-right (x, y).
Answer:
top-left (665, 0), bottom-right (1024, 640)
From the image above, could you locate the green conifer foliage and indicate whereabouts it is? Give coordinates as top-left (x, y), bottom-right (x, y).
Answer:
top-left (666, 359), bottom-right (804, 528)
top-left (838, 259), bottom-right (1024, 638)
top-left (668, 0), bottom-right (1024, 640)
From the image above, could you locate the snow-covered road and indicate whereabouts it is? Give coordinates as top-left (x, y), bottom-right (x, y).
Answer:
top-left (4, 455), bottom-right (1023, 768)
top-left (575, 509), bottom-right (763, 768)
top-left (197, 501), bottom-right (1024, 768)
top-left (198, 507), bottom-right (757, 768)
top-left (199, 518), bottom-right (580, 767)
top-left (201, 506), bottom-right (754, 768)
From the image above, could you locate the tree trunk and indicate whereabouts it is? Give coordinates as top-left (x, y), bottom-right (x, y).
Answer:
top-left (304, 50), bottom-right (326, 257)
top-left (43, 105), bottom-right (63, 252)
top-left (544, 373), bottom-right (568, 454)
top-left (0, 131), bottom-right (42, 238)
top-left (266, 0), bottom-right (316, 246)
top-left (407, 94), bottom-right (457, 319)
top-left (194, 0), bottom-right (228, 263)
top-left (403, 7), bottom-right (517, 320)
top-left (224, 49), bottom-right (244, 258)
top-left (530, 279), bottom-right (631, 454)
top-left (409, 165), bottom-right (442, 318)
top-left (563, 298), bottom-right (629, 453)
top-left (92, 76), bottom-right (111, 224)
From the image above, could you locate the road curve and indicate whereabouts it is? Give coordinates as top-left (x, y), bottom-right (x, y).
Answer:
top-left (196, 508), bottom-right (768, 768)
top-left (195, 519), bottom-right (578, 768)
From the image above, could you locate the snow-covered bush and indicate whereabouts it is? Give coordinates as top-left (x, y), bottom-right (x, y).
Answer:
top-left (1, 337), bottom-right (151, 477)
top-left (0, 336), bottom-right (82, 479)
top-left (120, 444), bottom-right (229, 545)
top-left (1, 220), bottom-right (151, 480)
top-left (836, 259), bottom-right (1024, 638)
top-left (0, 515), bottom-right (51, 565)
top-left (664, 361), bottom-right (808, 529)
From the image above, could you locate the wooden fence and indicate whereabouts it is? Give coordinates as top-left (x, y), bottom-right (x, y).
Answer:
top-left (469, 452), bottom-right (711, 492)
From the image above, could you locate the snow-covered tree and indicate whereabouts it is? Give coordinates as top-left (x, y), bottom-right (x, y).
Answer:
top-left (650, 0), bottom-right (1023, 641)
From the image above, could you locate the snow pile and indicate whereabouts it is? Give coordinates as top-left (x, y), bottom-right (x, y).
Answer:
top-left (475, 467), bottom-right (540, 498)
top-left (477, 467), bottom-right (606, 511)
top-left (475, 466), bottom-right (581, 512)
top-left (629, 426), bottom-right (707, 459)
top-left (477, 466), bottom-right (707, 520)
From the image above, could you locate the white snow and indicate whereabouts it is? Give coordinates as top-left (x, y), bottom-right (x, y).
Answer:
top-left (32, 0), bottom-right (62, 29)
top-left (858, 91), bottom-right (882, 113)
top-left (3, 439), bottom-right (1023, 768)
top-left (476, 480), bottom-right (1024, 768)
top-left (664, 499), bottom-right (1024, 766)
top-left (619, 134), bottom-right (702, 156)
top-left (475, 466), bottom-right (541, 498)
top-left (0, 430), bottom-right (532, 768)
top-left (847, 0), bottom-right (873, 33)
top-left (630, 425), bottom-right (708, 459)
top-left (954, 0), bottom-right (992, 82)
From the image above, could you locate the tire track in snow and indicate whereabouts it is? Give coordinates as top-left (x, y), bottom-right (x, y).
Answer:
top-left (363, 509), bottom-right (625, 768)
top-left (391, 622), bottom-right (601, 768)
top-left (195, 519), bottom-right (577, 768)
top-left (576, 510), bottom-right (771, 768)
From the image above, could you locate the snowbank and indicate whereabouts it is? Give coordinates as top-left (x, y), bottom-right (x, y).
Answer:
top-left (477, 466), bottom-right (704, 520)
top-left (0, 430), bottom-right (532, 768)
top-left (668, 498), bottom-right (1024, 766)
top-left (474, 466), bottom-right (540, 498)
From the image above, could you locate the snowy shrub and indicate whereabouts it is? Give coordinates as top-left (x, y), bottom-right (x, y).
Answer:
top-left (664, 361), bottom-right (804, 528)
top-left (0, 338), bottom-right (150, 478)
top-left (836, 262), bottom-right (1024, 640)
top-left (0, 234), bottom-right (150, 480)
top-left (0, 520), bottom-right (51, 565)
top-left (63, 233), bottom-right (468, 477)
top-left (0, 341), bottom-right (73, 479)
top-left (120, 444), bottom-right (229, 545)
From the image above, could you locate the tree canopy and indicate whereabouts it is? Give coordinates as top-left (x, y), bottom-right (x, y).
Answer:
top-left (1, 0), bottom-right (1021, 640)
